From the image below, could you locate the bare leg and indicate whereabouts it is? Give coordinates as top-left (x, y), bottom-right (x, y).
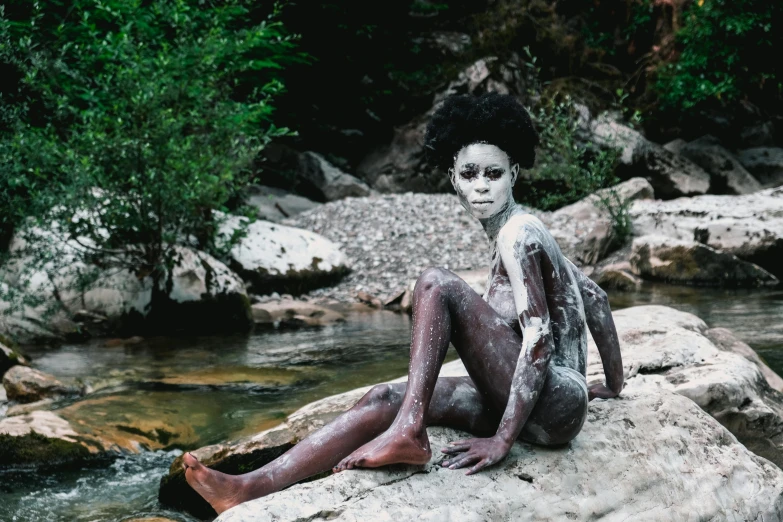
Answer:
top-left (335, 267), bottom-right (528, 470)
top-left (184, 376), bottom-right (496, 514)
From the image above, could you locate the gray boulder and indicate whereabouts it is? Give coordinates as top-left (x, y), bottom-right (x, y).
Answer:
top-left (303, 152), bottom-right (373, 201)
top-left (3, 366), bottom-right (80, 404)
top-left (245, 185), bottom-right (321, 224)
top-left (591, 114), bottom-right (710, 199)
top-left (543, 178), bottom-right (654, 265)
top-left (629, 186), bottom-right (783, 278)
top-left (736, 147), bottom-right (783, 188)
top-left (0, 340), bottom-right (29, 377)
top-left (629, 234), bottom-right (777, 287)
top-left (159, 305), bottom-right (783, 521)
top-left (220, 216), bottom-right (350, 296)
top-left (679, 135), bottom-right (762, 195)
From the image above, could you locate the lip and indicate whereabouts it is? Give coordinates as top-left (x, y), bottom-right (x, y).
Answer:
top-left (471, 200), bottom-right (493, 204)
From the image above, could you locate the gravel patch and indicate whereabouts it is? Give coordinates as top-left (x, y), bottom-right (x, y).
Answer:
top-left (284, 193), bottom-right (492, 303)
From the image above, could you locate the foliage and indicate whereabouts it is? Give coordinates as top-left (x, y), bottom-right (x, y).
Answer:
top-left (0, 1), bottom-right (296, 292)
top-left (596, 188), bottom-right (633, 245)
top-left (654, 0), bottom-right (782, 112)
top-left (515, 51), bottom-right (619, 211)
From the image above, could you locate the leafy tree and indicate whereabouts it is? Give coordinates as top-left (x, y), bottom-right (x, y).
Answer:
top-left (0, 1), bottom-right (297, 304)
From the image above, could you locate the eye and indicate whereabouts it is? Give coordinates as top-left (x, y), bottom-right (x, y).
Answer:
top-left (459, 168), bottom-right (478, 180)
top-left (486, 168), bottom-right (504, 180)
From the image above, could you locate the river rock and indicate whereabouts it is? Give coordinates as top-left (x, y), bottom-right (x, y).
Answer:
top-left (628, 235), bottom-right (778, 287)
top-left (629, 186), bottom-right (783, 278)
top-left (678, 135), bottom-right (762, 195)
top-left (160, 305), bottom-right (783, 521)
top-left (302, 152), bottom-right (373, 201)
top-left (221, 216), bottom-right (350, 296)
top-left (590, 114), bottom-right (710, 199)
top-left (705, 327), bottom-right (783, 393)
top-left (252, 300), bottom-right (345, 328)
top-left (542, 178), bottom-right (653, 265)
top-left (0, 341), bottom-right (29, 377)
top-left (2, 366), bottom-right (80, 404)
top-left (736, 147), bottom-right (783, 188)
top-left (590, 262), bottom-right (642, 291)
top-left (245, 185), bottom-right (322, 223)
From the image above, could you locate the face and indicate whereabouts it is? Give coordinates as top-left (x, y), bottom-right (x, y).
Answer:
top-left (450, 143), bottom-right (518, 219)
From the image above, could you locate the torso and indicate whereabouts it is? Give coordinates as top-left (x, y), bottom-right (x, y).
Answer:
top-left (482, 211), bottom-right (588, 374)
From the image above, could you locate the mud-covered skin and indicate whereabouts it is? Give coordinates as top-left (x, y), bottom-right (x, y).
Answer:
top-left (183, 143), bottom-right (624, 513)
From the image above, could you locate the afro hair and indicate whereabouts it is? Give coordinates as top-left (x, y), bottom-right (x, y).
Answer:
top-left (424, 92), bottom-right (538, 172)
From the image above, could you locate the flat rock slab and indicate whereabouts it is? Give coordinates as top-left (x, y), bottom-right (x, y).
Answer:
top-left (218, 390), bottom-right (783, 522)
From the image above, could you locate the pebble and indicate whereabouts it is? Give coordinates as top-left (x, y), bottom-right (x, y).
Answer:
top-left (285, 193), bottom-right (492, 303)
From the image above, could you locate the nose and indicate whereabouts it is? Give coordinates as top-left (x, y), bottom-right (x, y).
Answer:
top-left (474, 176), bottom-right (490, 193)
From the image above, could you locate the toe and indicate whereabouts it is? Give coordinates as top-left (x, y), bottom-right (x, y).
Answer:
top-left (183, 452), bottom-right (201, 470)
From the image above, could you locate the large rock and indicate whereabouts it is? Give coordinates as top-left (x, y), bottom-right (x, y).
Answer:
top-left (736, 147), bottom-right (783, 188)
top-left (542, 178), bottom-right (654, 265)
top-left (3, 366), bottom-right (80, 404)
top-left (591, 114), bottom-right (710, 199)
top-left (221, 216), bottom-right (350, 296)
top-left (629, 186), bottom-right (783, 278)
top-left (2, 223), bottom-right (252, 339)
top-left (679, 135), bottom-right (762, 195)
top-left (303, 152), bottom-right (373, 201)
top-left (160, 305), bottom-right (783, 521)
top-left (245, 185), bottom-right (322, 223)
top-left (251, 300), bottom-right (346, 328)
top-left (628, 234), bottom-right (778, 287)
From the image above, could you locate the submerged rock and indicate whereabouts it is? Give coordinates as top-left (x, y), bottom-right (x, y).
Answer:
top-left (629, 186), bottom-right (783, 279)
top-left (3, 366), bottom-right (80, 404)
top-left (159, 305), bottom-right (783, 521)
top-left (251, 300), bottom-right (346, 328)
top-left (629, 234), bottom-right (778, 287)
top-left (221, 217), bottom-right (350, 296)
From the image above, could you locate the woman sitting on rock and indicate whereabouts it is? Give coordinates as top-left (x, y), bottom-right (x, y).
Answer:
top-left (183, 92), bottom-right (625, 514)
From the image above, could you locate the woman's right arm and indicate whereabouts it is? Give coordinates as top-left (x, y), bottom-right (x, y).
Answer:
top-left (567, 259), bottom-right (624, 399)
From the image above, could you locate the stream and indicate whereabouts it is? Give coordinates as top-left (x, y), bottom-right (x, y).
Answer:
top-left (1, 283), bottom-right (782, 521)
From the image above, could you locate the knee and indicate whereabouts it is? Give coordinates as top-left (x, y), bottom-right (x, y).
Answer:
top-left (414, 267), bottom-right (455, 296)
top-left (356, 384), bottom-right (402, 409)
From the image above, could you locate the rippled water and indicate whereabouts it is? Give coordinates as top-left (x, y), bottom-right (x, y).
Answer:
top-left (1, 284), bottom-right (782, 521)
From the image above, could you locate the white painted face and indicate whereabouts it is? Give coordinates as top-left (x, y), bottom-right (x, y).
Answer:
top-left (450, 143), bottom-right (519, 219)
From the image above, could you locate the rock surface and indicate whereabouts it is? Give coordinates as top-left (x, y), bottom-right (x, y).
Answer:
top-left (251, 300), bottom-right (346, 328)
top-left (303, 152), bottom-right (373, 201)
top-left (542, 178), bottom-right (653, 265)
top-left (159, 305), bottom-right (783, 521)
top-left (679, 135), bottom-right (762, 195)
top-left (628, 234), bottom-right (778, 287)
top-left (736, 147), bottom-right (783, 188)
top-left (220, 216), bottom-right (350, 296)
top-left (629, 186), bottom-right (783, 278)
top-left (245, 185), bottom-right (322, 224)
top-left (590, 114), bottom-right (710, 199)
top-left (3, 366), bottom-right (80, 404)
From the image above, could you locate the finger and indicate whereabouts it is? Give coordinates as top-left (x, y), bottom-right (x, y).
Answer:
top-left (442, 443), bottom-right (471, 454)
top-left (449, 453), bottom-right (480, 470)
top-left (465, 459), bottom-right (489, 476)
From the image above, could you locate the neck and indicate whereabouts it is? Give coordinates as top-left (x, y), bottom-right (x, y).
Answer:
top-left (479, 196), bottom-right (519, 244)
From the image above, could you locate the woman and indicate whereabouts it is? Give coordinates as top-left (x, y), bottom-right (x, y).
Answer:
top-left (183, 93), bottom-right (625, 515)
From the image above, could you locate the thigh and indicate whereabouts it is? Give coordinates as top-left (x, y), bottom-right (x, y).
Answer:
top-left (431, 269), bottom-right (523, 414)
top-left (519, 365), bottom-right (588, 446)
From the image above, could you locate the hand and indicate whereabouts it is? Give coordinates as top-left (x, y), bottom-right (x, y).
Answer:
top-left (588, 382), bottom-right (619, 401)
top-left (440, 436), bottom-right (511, 475)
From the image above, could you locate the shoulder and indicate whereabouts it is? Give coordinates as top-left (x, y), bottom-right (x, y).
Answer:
top-left (497, 213), bottom-right (547, 251)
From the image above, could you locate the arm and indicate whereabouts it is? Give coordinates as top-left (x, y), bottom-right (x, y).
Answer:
top-left (443, 228), bottom-right (553, 474)
top-left (566, 259), bottom-right (624, 400)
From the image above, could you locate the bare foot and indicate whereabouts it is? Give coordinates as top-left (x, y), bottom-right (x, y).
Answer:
top-left (183, 453), bottom-right (263, 515)
top-left (333, 427), bottom-right (431, 472)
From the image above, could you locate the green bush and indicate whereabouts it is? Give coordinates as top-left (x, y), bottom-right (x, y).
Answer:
top-left (654, 0), bottom-right (782, 112)
top-left (0, 1), bottom-right (296, 290)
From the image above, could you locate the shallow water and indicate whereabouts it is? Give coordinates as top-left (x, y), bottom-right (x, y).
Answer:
top-left (1, 284), bottom-right (782, 521)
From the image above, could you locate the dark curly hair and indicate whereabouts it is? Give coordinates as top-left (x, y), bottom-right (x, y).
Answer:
top-left (424, 92), bottom-right (538, 172)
